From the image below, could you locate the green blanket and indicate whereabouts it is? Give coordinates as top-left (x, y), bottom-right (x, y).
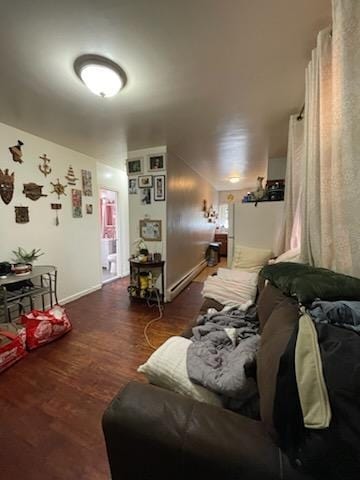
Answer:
top-left (260, 263), bottom-right (360, 304)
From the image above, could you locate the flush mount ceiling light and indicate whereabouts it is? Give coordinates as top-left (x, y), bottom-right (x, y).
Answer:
top-left (74, 54), bottom-right (127, 98)
top-left (229, 177), bottom-right (241, 184)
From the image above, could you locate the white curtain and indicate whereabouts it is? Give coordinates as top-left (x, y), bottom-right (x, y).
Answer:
top-left (278, 115), bottom-right (304, 253)
top-left (298, 0), bottom-right (360, 277)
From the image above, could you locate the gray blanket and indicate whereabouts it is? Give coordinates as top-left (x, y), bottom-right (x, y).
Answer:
top-left (186, 306), bottom-right (260, 405)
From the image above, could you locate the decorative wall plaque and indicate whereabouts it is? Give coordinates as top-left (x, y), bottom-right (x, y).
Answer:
top-left (72, 189), bottom-right (82, 218)
top-left (39, 154), bottom-right (52, 177)
top-left (9, 140), bottom-right (24, 163)
top-left (50, 178), bottom-right (67, 199)
top-left (23, 182), bottom-right (47, 201)
top-left (65, 165), bottom-right (78, 185)
top-left (51, 203), bottom-right (62, 226)
top-left (0, 169), bottom-right (15, 205)
top-left (81, 169), bottom-right (93, 196)
top-left (15, 206), bottom-right (29, 224)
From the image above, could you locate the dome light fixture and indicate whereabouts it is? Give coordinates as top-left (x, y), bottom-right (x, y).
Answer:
top-left (229, 176), bottom-right (241, 184)
top-left (74, 54), bottom-right (127, 98)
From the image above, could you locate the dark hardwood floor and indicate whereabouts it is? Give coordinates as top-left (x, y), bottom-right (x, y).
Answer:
top-left (0, 278), bottom-right (204, 480)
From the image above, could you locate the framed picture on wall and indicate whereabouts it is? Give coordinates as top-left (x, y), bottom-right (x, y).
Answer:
top-left (154, 175), bottom-right (165, 201)
top-left (139, 219), bottom-right (162, 241)
top-left (148, 153), bottom-right (166, 172)
top-left (128, 178), bottom-right (137, 194)
top-left (71, 189), bottom-right (82, 218)
top-left (138, 175), bottom-right (153, 188)
top-left (126, 158), bottom-right (143, 175)
top-left (140, 187), bottom-right (151, 205)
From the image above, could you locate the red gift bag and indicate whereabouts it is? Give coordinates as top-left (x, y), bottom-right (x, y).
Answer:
top-left (21, 305), bottom-right (72, 350)
top-left (0, 323), bottom-right (27, 373)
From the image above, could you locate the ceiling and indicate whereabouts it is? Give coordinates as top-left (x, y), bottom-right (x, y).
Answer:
top-left (0, 0), bottom-right (331, 190)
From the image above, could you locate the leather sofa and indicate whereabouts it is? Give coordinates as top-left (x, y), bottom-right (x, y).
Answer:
top-left (102, 281), bottom-right (313, 480)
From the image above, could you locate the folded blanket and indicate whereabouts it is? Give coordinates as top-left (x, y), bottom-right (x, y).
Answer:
top-left (187, 305), bottom-right (259, 406)
top-left (202, 269), bottom-right (258, 306)
top-left (308, 300), bottom-right (360, 332)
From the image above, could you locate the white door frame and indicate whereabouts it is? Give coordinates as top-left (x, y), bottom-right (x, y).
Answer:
top-left (99, 187), bottom-right (122, 285)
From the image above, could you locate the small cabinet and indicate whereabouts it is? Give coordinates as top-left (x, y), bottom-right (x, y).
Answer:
top-left (214, 233), bottom-right (228, 257)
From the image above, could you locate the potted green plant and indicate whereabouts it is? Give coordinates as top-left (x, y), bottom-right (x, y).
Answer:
top-left (12, 247), bottom-right (44, 274)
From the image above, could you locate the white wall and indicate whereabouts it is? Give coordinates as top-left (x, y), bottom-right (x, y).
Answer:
top-left (218, 189), bottom-right (251, 204)
top-left (97, 162), bottom-right (129, 277)
top-left (0, 121), bottom-right (102, 303)
top-left (166, 151), bottom-right (218, 289)
top-left (267, 157), bottom-right (286, 180)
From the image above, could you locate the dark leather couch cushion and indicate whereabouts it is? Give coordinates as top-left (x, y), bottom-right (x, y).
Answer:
top-left (257, 292), bottom-right (299, 436)
top-left (257, 283), bottom-right (290, 333)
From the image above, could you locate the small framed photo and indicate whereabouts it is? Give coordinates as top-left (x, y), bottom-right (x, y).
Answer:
top-left (139, 219), bottom-right (162, 242)
top-left (148, 153), bottom-right (166, 172)
top-left (86, 204), bottom-right (93, 214)
top-left (126, 158), bottom-right (143, 175)
top-left (128, 178), bottom-right (137, 194)
top-left (154, 175), bottom-right (166, 201)
top-left (138, 175), bottom-right (153, 188)
top-left (140, 187), bottom-right (151, 205)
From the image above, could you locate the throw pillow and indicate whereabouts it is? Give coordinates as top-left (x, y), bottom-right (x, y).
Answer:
top-left (138, 336), bottom-right (222, 407)
top-left (271, 247), bottom-right (301, 264)
top-left (232, 245), bottom-right (272, 272)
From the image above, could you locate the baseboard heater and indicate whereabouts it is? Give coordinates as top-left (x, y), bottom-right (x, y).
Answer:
top-left (166, 260), bottom-right (207, 302)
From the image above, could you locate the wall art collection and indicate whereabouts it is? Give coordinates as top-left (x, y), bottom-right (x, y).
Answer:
top-left (127, 153), bottom-right (166, 204)
top-left (1, 140), bottom-right (94, 226)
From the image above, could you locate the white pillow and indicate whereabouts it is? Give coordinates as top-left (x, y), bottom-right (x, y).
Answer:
top-left (232, 245), bottom-right (272, 272)
top-left (217, 267), bottom-right (258, 284)
top-left (202, 269), bottom-right (258, 306)
top-left (138, 336), bottom-right (222, 407)
top-left (272, 247), bottom-right (301, 264)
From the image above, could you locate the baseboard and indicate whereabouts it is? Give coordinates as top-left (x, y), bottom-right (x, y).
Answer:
top-left (60, 284), bottom-right (102, 305)
top-left (166, 260), bottom-right (207, 302)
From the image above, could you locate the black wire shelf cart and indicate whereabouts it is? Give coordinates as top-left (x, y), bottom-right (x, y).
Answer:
top-left (128, 260), bottom-right (165, 304)
top-left (0, 265), bottom-right (58, 322)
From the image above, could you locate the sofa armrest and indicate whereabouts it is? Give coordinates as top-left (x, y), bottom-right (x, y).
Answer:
top-left (102, 382), bottom-right (309, 480)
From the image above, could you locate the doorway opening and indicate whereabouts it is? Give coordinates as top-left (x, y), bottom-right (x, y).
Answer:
top-left (100, 189), bottom-right (119, 283)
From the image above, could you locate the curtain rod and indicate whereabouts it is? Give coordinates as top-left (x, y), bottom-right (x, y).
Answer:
top-left (297, 104), bottom-right (305, 121)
